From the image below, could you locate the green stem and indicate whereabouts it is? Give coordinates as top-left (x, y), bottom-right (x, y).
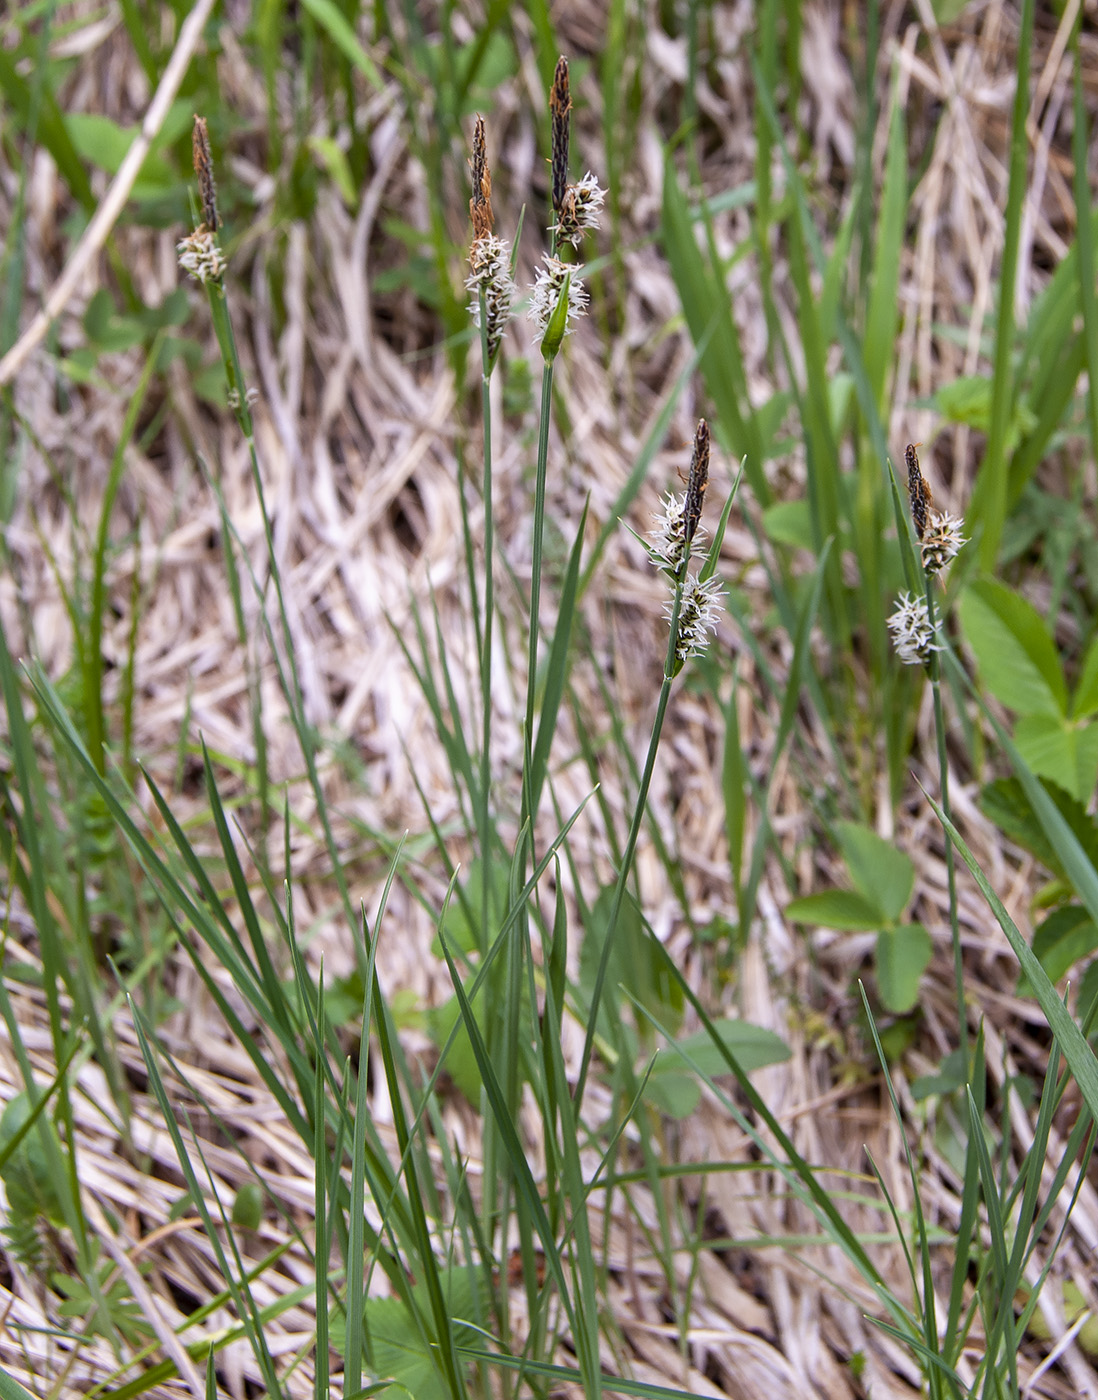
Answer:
top-left (477, 288), bottom-right (495, 953)
top-left (925, 574), bottom-right (967, 1073)
top-left (573, 564), bottom-right (689, 1108)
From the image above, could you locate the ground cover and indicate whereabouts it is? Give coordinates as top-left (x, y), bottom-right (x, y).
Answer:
top-left (1, 2), bottom-right (1098, 1397)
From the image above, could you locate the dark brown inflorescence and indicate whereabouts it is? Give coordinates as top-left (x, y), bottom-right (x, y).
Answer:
top-left (470, 115), bottom-right (494, 244)
top-left (550, 56), bottom-right (571, 215)
top-left (192, 115), bottom-right (219, 231)
top-left (905, 442), bottom-right (933, 540)
top-left (683, 420), bottom-right (710, 548)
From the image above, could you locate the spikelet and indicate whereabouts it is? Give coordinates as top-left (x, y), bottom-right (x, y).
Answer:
top-left (192, 115), bottom-right (219, 231)
top-left (550, 56), bottom-right (571, 215)
top-left (905, 442), bottom-right (933, 540)
top-left (683, 420), bottom-right (710, 548)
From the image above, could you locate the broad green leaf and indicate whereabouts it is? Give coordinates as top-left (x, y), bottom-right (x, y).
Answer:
top-left (1028, 905), bottom-right (1098, 986)
top-left (646, 1020), bottom-right (789, 1119)
top-left (65, 113), bottom-right (176, 196)
top-left (579, 886), bottom-right (684, 1035)
top-left (643, 1070), bottom-right (700, 1119)
top-left (1015, 712), bottom-right (1098, 804)
top-left (932, 795), bottom-right (1098, 1144)
top-left (876, 923), bottom-right (933, 1014)
top-left (785, 888), bottom-right (883, 931)
top-left (762, 499), bottom-right (815, 552)
top-left (329, 1269), bottom-right (484, 1400)
top-left (980, 776), bottom-right (1098, 881)
top-left (911, 1048), bottom-right (968, 1101)
top-left (432, 858), bottom-right (507, 956)
top-left (935, 375), bottom-right (1036, 450)
top-left (835, 821), bottom-right (915, 922)
top-left (1073, 633), bottom-right (1098, 719)
top-left (958, 577), bottom-right (1068, 718)
top-left (656, 1019), bottom-right (790, 1078)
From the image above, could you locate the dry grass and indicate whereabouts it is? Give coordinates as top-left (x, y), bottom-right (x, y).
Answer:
top-left (1, 1), bottom-right (1097, 1396)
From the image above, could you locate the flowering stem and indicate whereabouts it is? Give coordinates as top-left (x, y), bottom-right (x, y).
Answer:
top-left (573, 564), bottom-right (689, 1108)
top-left (476, 286), bottom-right (495, 955)
top-left (924, 573), bottom-right (967, 1071)
top-left (521, 357), bottom-right (555, 852)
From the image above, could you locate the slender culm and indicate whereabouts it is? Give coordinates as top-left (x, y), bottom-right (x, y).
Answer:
top-left (683, 419), bottom-right (710, 548)
top-left (192, 115), bottom-right (219, 231)
top-left (550, 56), bottom-right (571, 215)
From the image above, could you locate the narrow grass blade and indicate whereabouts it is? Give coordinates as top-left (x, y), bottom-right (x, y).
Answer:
top-left (371, 967), bottom-right (469, 1400)
top-left (925, 792), bottom-right (1098, 1126)
top-left (437, 933), bottom-right (590, 1381)
top-left (128, 1002), bottom-right (284, 1396)
top-left (531, 501), bottom-right (588, 816)
top-left (660, 154), bottom-right (767, 500)
top-left (1072, 27), bottom-right (1098, 466)
top-left (972, 0), bottom-right (1035, 568)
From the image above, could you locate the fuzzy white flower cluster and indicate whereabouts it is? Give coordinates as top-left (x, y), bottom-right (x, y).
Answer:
top-left (554, 172), bottom-right (606, 247)
top-left (920, 511), bottom-right (967, 577)
top-left (648, 491), bottom-right (705, 577)
top-left (887, 592), bottom-right (941, 667)
top-left (466, 234), bottom-right (517, 363)
top-left (527, 254), bottom-right (589, 343)
top-left (667, 573), bottom-right (724, 666)
top-left (177, 228), bottom-right (224, 285)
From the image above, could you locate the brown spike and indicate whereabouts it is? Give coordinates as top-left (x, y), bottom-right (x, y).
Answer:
top-left (192, 115), bottom-right (219, 231)
top-left (469, 115), bottom-right (494, 243)
top-left (905, 442), bottom-right (932, 540)
top-left (684, 420), bottom-right (710, 547)
top-left (550, 56), bottom-right (571, 215)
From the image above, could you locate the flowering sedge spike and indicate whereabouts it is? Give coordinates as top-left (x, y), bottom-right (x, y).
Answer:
top-left (647, 420), bottom-right (724, 671)
top-left (905, 442), bottom-right (933, 541)
top-left (555, 172), bottom-right (606, 247)
top-left (528, 254), bottom-right (588, 352)
top-left (683, 419), bottom-right (710, 548)
top-left (178, 115), bottom-right (225, 285)
top-left (469, 115), bottom-right (493, 242)
top-left (550, 56), bottom-right (571, 216)
top-left (466, 118), bottom-right (515, 366)
top-left (888, 592), bottom-right (941, 667)
top-left (667, 572), bottom-right (724, 670)
top-left (920, 511), bottom-right (967, 577)
top-left (647, 492), bottom-right (689, 576)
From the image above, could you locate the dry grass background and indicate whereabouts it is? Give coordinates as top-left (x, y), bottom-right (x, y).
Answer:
top-left (2, 1), bottom-right (1098, 1396)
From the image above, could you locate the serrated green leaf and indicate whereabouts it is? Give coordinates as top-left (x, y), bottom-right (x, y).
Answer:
top-left (980, 775), bottom-right (1098, 880)
top-left (1015, 712), bottom-right (1098, 804)
top-left (785, 888), bottom-right (883, 931)
top-left (876, 923), bottom-right (933, 1014)
top-left (1073, 634), bottom-right (1098, 719)
top-left (1028, 905), bottom-right (1098, 986)
top-left (959, 577), bottom-right (1067, 717)
top-left (835, 821), bottom-right (914, 923)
